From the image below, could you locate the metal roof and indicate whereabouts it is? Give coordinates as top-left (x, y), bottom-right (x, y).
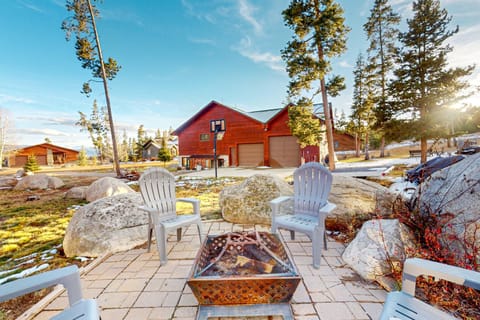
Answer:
top-left (230, 106), bottom-right (283, 123)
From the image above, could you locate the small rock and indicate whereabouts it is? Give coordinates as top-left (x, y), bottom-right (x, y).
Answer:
top-left (27, 195), bottom-right (40, 201)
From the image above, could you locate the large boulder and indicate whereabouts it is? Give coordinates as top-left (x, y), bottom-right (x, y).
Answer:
top-left (13, 174), bottom-right (65, 190)
top-left (411, 153), bottom-right (480, 264)
top-left (85, 177), bottom-right (135, 202)
top-left (327, 176), bottom-right (398, 229)
top-left (65, 186), bottom-right (88, 200)
top-left (342, 219), bottom-right (416, 291)
top-left (0, 177), bottom-right (17, 189)
top-left (63, 193), bottom-right (148, 257)
top-left (219, 174), bottom-right (294, 225)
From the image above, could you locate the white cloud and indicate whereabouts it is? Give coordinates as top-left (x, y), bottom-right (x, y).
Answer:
top-left (339, 60), bottom-right (353, 68)
top-left (0, 93), bottom-right (35, 105)
top-left (16, 128), bottom-right (69, 136)
top-left (233, 37), bottom-right (284, 72)
top-left (17, 0), bottom-right (44, 13)
top-left (238, 0), bottom-right (263, 35)
top-left (16, 115), bottom-right (77, 126)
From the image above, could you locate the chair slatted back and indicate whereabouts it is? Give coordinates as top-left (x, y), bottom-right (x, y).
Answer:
top-left (139, 167), bottom-right (177, 217)
top-left (293, 162), bottom-right (333, 217)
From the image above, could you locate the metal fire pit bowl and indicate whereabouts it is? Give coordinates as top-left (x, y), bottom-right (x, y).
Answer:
top-left (187, 231), bottom-right (301, 319)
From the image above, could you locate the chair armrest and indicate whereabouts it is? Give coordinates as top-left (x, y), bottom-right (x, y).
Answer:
top-left (138, 205), bottom-right (156, 214)
top-left (319, 201), bottom-right (336, 215)
top-left (177, 198), bottom-right (200, 215)
top-left (0, 265), bottom-right (83, 306)
top-left (270, 196), bottom-right (294, 216)
top-left (401, 258), bottom-right (480, 296)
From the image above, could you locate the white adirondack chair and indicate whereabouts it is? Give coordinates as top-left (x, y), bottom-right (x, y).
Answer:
top-left (0, 265), bottom-right (99, 320)
top-left (270, 162), bottom-right (336, 269)
top-left (139, 167), bottom-right (204, 265)
top-left (380, 258), bottom-right (480, 319)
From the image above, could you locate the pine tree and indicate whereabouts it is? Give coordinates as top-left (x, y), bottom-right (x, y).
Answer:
top-left (363, 0), bottom-right (400, 158)
top-left (350, 53), bottom-right (375, 160)
top-left (77, 100), bottom-right (108, 162)
top-left (136, 125), bottom-right (147, 160)
top-left (282, 0), bottom-right (350, 170)
top-left (62, 0), bottom-right (121, 176)
top-left (158, 138), bottom-right (172, 167)
top-left (391, 0), bottom-right (474, 163)
top-left (78, 146), bottom-right (88, 166)
top-left (24, 154), bottom-right (40, 172)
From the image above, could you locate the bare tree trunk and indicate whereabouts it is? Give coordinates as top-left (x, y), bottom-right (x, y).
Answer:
top-left (313, 0), bottom-right (335, 171)
top-left (379, 136), bottom-right (385, 157)
top-left (86, 0), bottom-right (121, 177)
top-left (364, 131), bottom-right (370, 160)
top-left (355, 132), bottom-right (360, 157)
top-left (319, 77), bottom-right (336, 171)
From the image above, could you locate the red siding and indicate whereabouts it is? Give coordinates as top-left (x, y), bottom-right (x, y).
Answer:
top-left (175, 101), bottom-right (356, 168)
top-left (176, 102), bottom-right (267, 166)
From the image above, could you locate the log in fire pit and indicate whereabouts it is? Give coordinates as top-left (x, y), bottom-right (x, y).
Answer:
top-left (187, 231), bottom-right (301, 319)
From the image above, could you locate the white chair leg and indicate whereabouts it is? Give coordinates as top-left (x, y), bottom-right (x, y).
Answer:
top-left (147, 224), bottom-right (153, 252)
top-left (154, 224), bottom-right (168, 265)
top-left (324, 231), bottom-right (328, 250)
top-left (271, 222), bottom-right (278, 234)
top-left (312, 230), bottom-right (321, 269)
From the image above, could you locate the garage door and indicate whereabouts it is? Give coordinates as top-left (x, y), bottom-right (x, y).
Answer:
top-left (269, 136), bottom-right (300, 167)
top-left (238, 143), bottom-right (264, 167)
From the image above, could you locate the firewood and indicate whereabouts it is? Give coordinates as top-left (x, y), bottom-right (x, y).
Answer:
top-left (235, 255), bottom-right (274, 274)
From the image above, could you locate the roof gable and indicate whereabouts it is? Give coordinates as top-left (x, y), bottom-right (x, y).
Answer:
top-left (173, 100), bottom-right (285, 135)
top-left (17, 143), bottom-right (79, 154)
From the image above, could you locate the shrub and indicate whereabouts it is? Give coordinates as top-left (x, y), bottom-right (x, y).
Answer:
top-left (23, 154), bottom-right (40, 172)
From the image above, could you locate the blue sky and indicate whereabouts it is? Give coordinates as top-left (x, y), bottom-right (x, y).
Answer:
top-left (1, 0), bottom-right (479, 149)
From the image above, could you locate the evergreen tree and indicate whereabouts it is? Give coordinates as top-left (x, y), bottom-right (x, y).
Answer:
top-left (24, 154), bottom-right (40, 172)
top-left (62, 0), bottom-right (122, 176)
top-left (364, 0), bottom-right (400, 157)
top-left (78, 146), bottom-right (88, 166)
top-left (120, 129), bottom-right (129, 162)
top-left (136, 125), bottom-right (147, 160)
top-left (391, 0), bottom-right (474, 162)
top-left (77, 100), bottom-right (108, 162)
top-left (350, 53), bottom-right (375, 160)
top-left (158, 137), bottom-right (172, 167)
top-left (282, 0), bottom-right (350, 170)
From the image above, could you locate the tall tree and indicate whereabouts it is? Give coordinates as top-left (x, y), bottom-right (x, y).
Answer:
top-left (158, 137), bottom-right (172, 167)
top-left (119, 129), bottom-right (129, 162)
top-left (62, 0), bottom-right (121, 176)
top-left (136, 125), bottom-right (147, 160)
top-left (350, 53), bottom-right (375, 160)
top-left (78, 146), bottom-right (88, 166)
top-left (282, 0), bottom-right (350, 170)
top-left (363, 0), bottom-right (400, 157)
top-left (391, 0), bottom-right (474, 162)
top-left (77, 100), bottom-right (109, 162)
top-left (0, 108), bottom-right (11, 169)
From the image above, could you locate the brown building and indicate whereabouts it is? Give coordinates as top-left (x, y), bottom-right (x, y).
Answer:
top-left (8, 143), bottom-right (79, 167)
top-left (173, 101), bottom-right (355, 168)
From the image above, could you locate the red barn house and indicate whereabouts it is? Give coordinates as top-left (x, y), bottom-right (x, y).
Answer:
top-left (174, 100), bottom-right (350, 169)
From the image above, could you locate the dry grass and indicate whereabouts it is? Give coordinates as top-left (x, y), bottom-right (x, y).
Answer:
top-left (0, 169), bottom-right (242, 319)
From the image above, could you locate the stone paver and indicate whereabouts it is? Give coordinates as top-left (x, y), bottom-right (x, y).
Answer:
top-left (28, 222), bottom-right (385, 320)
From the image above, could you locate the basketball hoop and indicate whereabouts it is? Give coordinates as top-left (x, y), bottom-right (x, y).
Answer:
top-left (216, 132), bottom-right (225, 140)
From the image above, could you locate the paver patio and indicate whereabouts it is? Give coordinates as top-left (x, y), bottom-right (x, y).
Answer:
top-left (28, 221), bottom-right (386, 320)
